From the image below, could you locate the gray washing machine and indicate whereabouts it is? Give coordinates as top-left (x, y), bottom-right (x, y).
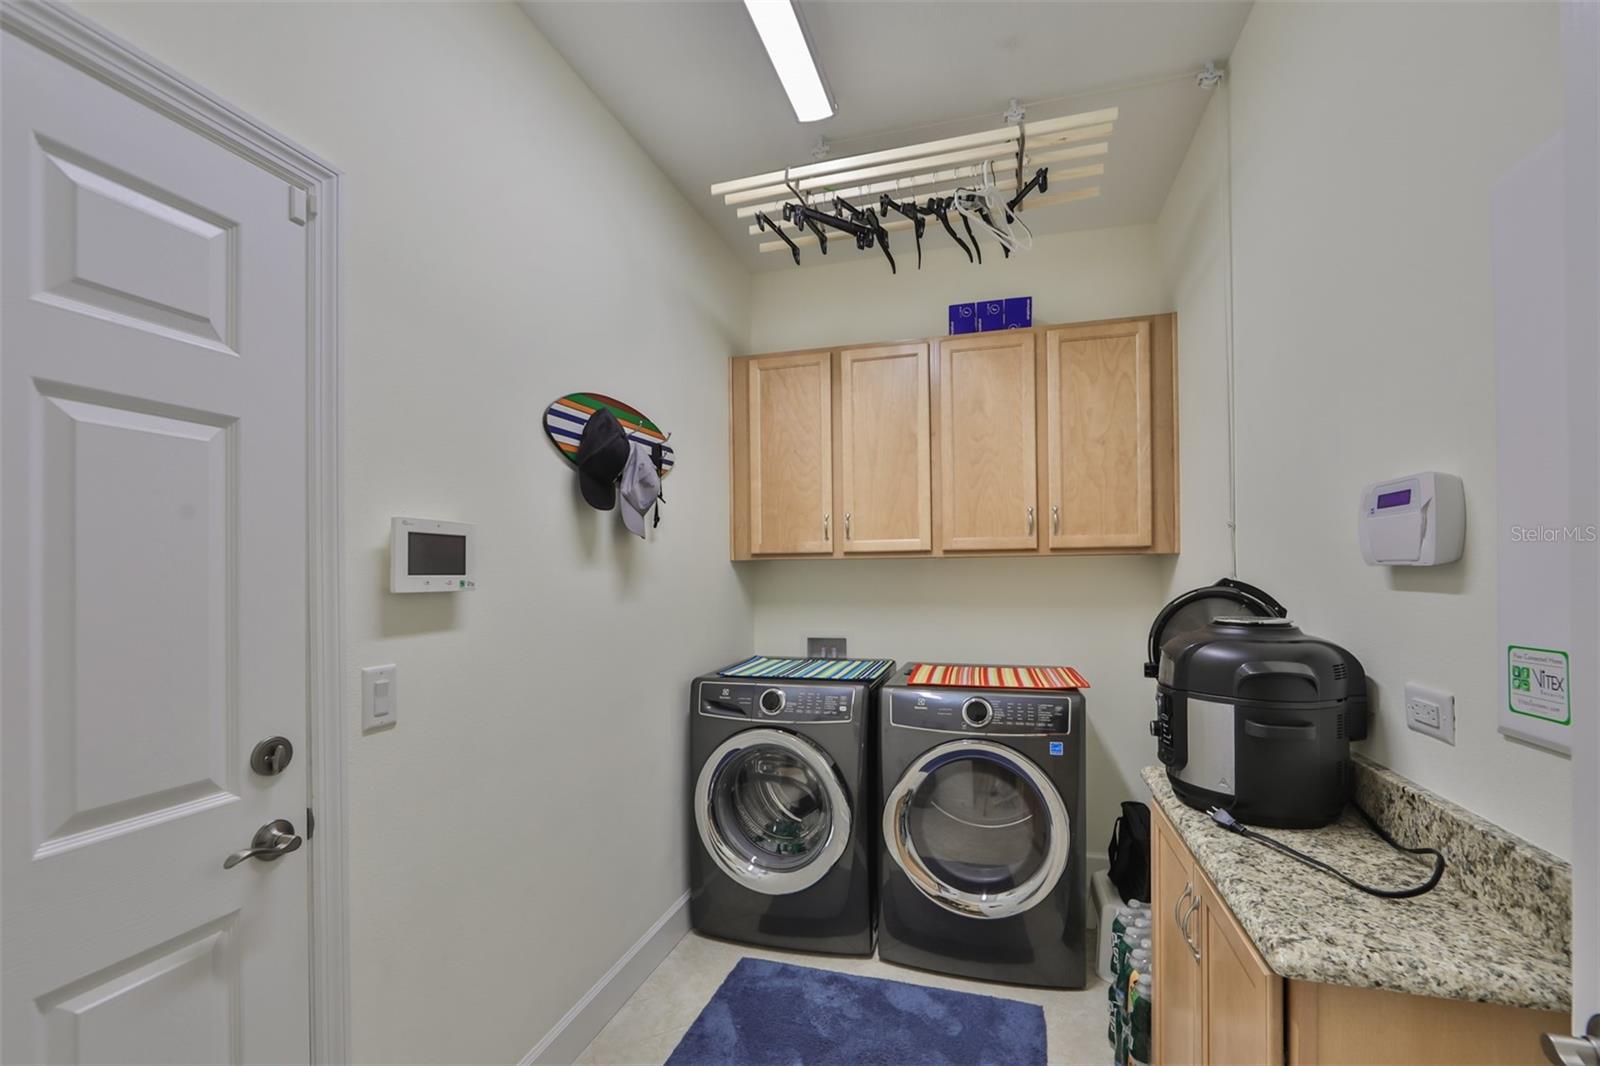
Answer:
top-left (877, 666), bottom-right (1087, 988)
top-left (688, 658), bottom-right (894, 956)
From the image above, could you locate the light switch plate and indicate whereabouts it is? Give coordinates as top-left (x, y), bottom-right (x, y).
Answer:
top-left (1404, 681), bottom-right (1454, 744)
top-left (362, 664), bottom-right (397, 731)
top-left (807, 637), bottom-right (847, 659)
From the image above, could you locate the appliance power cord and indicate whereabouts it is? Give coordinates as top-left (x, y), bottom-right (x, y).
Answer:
top-left (1207, 804), bottom-right (1446, 899)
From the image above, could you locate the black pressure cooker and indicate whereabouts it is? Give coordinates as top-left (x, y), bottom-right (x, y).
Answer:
top-left (1146, 580), bottom-right (1369, 829)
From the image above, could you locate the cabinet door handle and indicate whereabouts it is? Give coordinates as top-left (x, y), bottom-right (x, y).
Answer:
top-left (845, 513), bottom-right (852, 540)
top-left (1182, 893), bottom-right (1203, 961)
top-left (1173, 881), bottom-right (1192, 933)
top-left (1027, 506), bottom-right (1035, 535)
top-left (823, 513), bottom-right (830, 541)
top-left (1051, 504), bottom-right (1060, 535)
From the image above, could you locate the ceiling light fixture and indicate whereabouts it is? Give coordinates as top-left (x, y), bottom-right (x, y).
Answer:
top-left (743, 0), bottom-right (833, 123)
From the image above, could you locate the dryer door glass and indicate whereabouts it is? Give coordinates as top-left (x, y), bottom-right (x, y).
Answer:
top-left (695, 728), bottom-right (852, 896)
top-left (883, 740), bottom-right (1070, 919)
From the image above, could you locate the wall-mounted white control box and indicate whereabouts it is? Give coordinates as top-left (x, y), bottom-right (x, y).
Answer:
top-left (1358, 472), bottom-right (1465, 566)
top-left (390, 517), bottom-right (475, 593)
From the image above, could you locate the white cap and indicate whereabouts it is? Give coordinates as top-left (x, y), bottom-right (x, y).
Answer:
top-left (619, 441), bottom-right (661, 538)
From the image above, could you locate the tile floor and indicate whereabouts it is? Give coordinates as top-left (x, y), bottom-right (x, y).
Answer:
top-left (574, 932), bottom-right (1111, 1065)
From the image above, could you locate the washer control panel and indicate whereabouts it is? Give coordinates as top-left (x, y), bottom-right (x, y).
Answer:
top-left (890, 689), bottom-right (1075, 735)
top-left (698, 681), bottom-right (856, 723)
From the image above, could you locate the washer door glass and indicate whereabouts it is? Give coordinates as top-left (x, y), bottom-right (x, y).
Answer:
top-left (884, 740), bottom-right (1070, 919)
top-left (696, 728), bottom-right (850, 896)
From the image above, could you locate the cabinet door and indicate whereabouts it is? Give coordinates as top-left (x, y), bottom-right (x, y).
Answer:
top-left (937, 333), bottom-right (1038, 551)
top-left (839, 343), bottom-right (931, 553)
top-left (748, 352), bottom-right (833, 555)
top-left (1198, 870), bottom-right (1284, 1065)
top-left (1153, 806), bottom-right (1204, 1066)
top-left (1046, 320), bottom-right (1152, 548)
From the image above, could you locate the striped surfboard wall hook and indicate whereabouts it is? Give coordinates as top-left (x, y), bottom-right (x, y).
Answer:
top-left (543, 392), bottom-right (676, 476)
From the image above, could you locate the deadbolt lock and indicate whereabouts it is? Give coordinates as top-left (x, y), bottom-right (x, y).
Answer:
top-left (249, 736), bottom-right (294, 776)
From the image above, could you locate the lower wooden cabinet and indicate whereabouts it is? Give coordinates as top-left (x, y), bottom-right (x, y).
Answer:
top-left (1152, 801), bottom-right (1282, 1066)
top-left (1151, 800), bottom-right (1567, 1065)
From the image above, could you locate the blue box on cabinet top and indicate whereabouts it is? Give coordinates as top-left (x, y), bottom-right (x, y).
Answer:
top-left (949, 302), bottom-right (978, 335)
top-left (949, 297), bottom-right (1032, 335)
top-left (1003, 297), bottom-right (1033, 329)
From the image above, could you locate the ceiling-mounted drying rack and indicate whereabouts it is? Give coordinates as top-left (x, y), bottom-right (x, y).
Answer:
top-left (710, 105), bottom-right (1117, 271)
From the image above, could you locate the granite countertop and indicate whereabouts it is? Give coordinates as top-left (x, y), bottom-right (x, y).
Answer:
top-left (1142, 760), bottom-right (1571, 1013)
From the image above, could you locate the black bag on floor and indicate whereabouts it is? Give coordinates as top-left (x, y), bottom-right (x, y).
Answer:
top-left (1107, 801), bottom-right (1152, 903)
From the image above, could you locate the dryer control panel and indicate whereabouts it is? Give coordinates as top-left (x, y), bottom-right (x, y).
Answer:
top-left (888, 689), bottom-right (1076, 735)
top-left (697, 681), bottom-right (856, 723)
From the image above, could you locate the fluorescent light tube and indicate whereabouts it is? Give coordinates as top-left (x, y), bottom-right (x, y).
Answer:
top-left (744, 0), bottom-right (833, 123)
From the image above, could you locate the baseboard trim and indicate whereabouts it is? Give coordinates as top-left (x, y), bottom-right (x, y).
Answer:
top-left (521, 892), bottom-right (691, 1066)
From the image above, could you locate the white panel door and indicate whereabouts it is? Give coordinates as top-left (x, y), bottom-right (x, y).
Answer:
top-left (2, 29), bottom-right (313, 1065)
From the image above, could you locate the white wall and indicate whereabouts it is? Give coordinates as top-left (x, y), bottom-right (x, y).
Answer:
top-left (747, 225), bottom-right (1190, 863)
top-left (1223, 1), bottom-right (1571, 856)
top-left (1155, 89), bottom-right (1237, 595)
top-left (74, 3), bottom-right (753, 1061)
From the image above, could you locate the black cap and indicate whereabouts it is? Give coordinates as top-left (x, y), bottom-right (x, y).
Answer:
top-left (575, 408), bottom-right (630, 510)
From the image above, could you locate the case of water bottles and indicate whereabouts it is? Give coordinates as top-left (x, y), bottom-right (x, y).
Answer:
top-left (1107, 901), bottom-right (1153, 1066)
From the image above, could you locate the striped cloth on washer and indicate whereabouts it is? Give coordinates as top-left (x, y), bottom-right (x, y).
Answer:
top-left (718, 656), bottom-right (895, 682)
top-left (905, 663), bottom-right (1090, 690)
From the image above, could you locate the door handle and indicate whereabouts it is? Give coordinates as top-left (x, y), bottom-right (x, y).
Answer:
top-left (222, 819), bottom-right (303, 869)
top-left (1173, 881), bottom-right (1191, 933)
top-left (845, 512), bottom-right (852, 540)
top-left (1051, 504), bottom-right (1060, 535)
top-left (1027, 506), bottom-right (1035, 535)
top-left (823, 513), bottom-right (830, 541)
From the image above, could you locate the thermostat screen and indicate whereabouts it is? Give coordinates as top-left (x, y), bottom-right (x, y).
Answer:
top-left (408, 531), bottom-right (466, 575)
top-left (1376, 488), bottom-right (1413, 509)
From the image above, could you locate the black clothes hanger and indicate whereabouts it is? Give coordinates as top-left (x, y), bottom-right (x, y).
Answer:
top-left (1008, 166), bottom-right (1049, 215)
top-left (922, 197), bottom-right (973, 263)
top-left (756, 211), bottom-right (801, 266)
top-left (879, 194), bottom-right (926, 269)
top-left (961, 210), bottom-right (983, 264)
top-left (783, 178), bottom-right (829, 254)
top-left (833, 196), bottom-right (895, 275)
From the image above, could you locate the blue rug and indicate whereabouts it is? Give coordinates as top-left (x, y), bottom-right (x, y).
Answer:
top-left (664, 957), bottom-right (1046, 1066)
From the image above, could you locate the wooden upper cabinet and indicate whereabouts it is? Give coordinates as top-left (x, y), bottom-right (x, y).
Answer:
top-left (1046, 320), bottom-right (1152, 548)
top-left (838, 344), bottom-right (931, 553)
top-left (746, 352), bottom-right (832, 555)
top-left (937, 332), bottom-right (1039, 551)
top-left (730, 314), bottom-right (1176, 561)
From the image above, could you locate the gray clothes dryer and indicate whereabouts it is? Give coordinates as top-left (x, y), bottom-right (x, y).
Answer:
top-left (877, 667), bottom-right (1087, 988)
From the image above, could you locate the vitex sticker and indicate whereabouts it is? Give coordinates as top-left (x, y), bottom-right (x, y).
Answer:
top-left (1049, 741), bottom-right (1064, 756)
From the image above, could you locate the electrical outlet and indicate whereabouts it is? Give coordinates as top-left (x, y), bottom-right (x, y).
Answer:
top-left (1404, 681), bottom-right (1454, 744)
top-left (807, 637), bottom-right (846, 659)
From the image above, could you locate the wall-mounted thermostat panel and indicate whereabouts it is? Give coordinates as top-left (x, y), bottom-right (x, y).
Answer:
top-left (390, 517), bottom-right (475, 592)
top-left (1358, 472), bottom-right (1464, 566)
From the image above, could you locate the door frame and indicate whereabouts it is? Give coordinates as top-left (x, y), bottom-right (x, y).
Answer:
top-left (0, 2), bottom-right (350, 1061)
